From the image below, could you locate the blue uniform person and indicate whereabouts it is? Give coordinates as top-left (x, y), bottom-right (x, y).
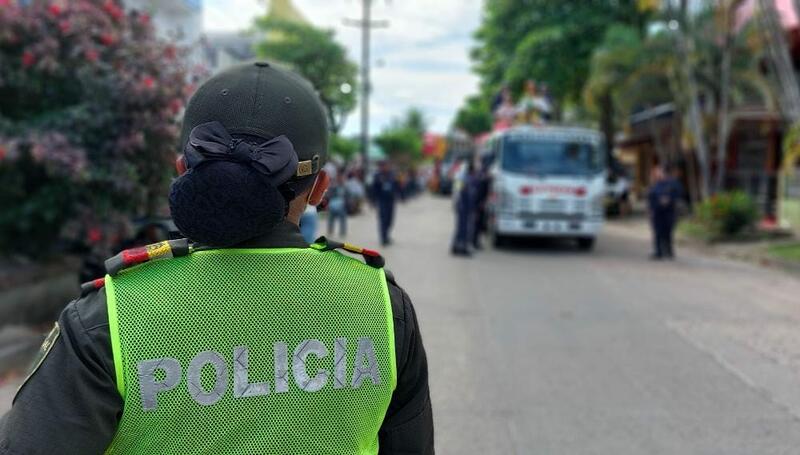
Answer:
top-left (647, 166), bottom-right (683, 259)
top-left (370, 161), bottom-right (401, 246)
top-left (452, 161), bottom-right (480, 257)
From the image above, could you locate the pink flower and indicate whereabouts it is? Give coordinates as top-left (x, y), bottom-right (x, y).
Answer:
top-left (48, 3), bottom-right (62, 16)
top-left (164, 45), bottom-right (176, 60)
top-left (99, 33), bottom-right (115, 46)
top-left (169, 98), bottom-right (182, 115)
top-left (139, 13), bottom-right (151, 25)
top-left (103, 1), bottom-right (124, 21)
top-left (21, 51), bottom-right (35, 68)
top-left (84, 48), bottom-right (99, 62)
top-left (87, 227), bottom-right (103, 244)
top-left (58, 20), bottom-right (71, 34)
top-left (142, 76), bottom-right (155, 89)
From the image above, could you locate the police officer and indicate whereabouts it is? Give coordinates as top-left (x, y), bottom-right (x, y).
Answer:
top-left (647, 165), bottom-right (682, 260)
top-left (0, 62), bottom-right (434, 454)
top-left (370, 160), bottom-right (402, 246)
top-left (451, 161), bottom-right (480, 257)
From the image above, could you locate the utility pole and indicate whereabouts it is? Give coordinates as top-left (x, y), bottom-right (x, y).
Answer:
top-left (344, 1), bottom-right (388, 171)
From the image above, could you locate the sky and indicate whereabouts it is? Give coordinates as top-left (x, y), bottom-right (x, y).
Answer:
top-left (203, 0), bottom-right (482, 135)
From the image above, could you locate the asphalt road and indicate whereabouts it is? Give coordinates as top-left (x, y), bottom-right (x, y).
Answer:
top-left (346, 195), bottom-right (800, 455)
top-left (3, 194), bottom-right (800, 455)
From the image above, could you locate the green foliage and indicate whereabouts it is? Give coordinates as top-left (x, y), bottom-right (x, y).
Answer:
top-left (694, 191), bottom-right (759, 238)
top-left (782, 120), bottom-right (800, 172)
top-left (0, 1), bottom-right (187, 258)
top-left (373, 108), bottom-right (428, 163)
top-left (766, 243), bottom-right (800, 262)
top-left (374, 128), bottom-right (422, 163)
top-left (254, 17), bottom-right (357, 134)
top-left (453, 95), bottom-right (493, 136)
top-left (472, 0), bottom-right (650, 106)
top-left (330, 134), bottom-right (359, 162)
top-left (402, 107), bottom-right (428, 136)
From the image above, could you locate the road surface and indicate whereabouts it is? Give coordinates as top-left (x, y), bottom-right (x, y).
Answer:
top-left (3, 195), bottom-right (800, 455)
top-left (349, 195), bottom-right (800, 454)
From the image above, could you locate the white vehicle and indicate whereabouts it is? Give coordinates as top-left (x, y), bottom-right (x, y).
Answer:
top-left (484, 126), bottom-right (606, 250)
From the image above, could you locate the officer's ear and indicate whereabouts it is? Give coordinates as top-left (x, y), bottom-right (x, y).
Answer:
top-left (175, 155), bottom-right (187, 175)
top-left (307, 170), bottom-right (329, 206)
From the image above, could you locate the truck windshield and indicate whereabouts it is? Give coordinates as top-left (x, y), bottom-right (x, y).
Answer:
top-left (501, 138), bottom-right (602, 177)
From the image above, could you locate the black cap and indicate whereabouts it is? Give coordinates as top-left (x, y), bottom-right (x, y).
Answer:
top-left (169, 62), bottom-right (329, 247)
top-left (179, 61), bottom-right (328, 170)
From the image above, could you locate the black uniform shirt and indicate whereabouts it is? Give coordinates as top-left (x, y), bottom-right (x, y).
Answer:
top-left (0, 222), bottom-right (434, 454)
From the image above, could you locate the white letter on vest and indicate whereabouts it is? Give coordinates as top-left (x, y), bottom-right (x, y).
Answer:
top-left (187, 351), bottom-right (228, 406)
top-left (293, 339), bottom-right (329, 392)
top-left (138, 357), bottom-right (181, 411)
top-left (333, 337), bottom-right (348, 389)
top-left (233, 346), bottom-right (269, 398)
top-left (351, 337), bottom-right (381, 389)
top-left (274, 341), bottom-right (289, 393)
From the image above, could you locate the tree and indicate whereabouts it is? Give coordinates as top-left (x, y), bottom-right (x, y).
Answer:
top-left (757, 0), bottom-right (800, 122)
top-left (402, 107), bottom-right (428, 136)
top-left (584, 25), bottom-right (646, 161)
top-left (254, 17), bottom-right (358, 134)
top-left (373, 128), bottom-right (422, 163)
top-left (471, 0), bottom-right (651, 108)
top-left (373, 108), bottom-right (428, 163)
top-left (453, 95), bottom-right (493, 136)
top-left (330, 134), bottom-right (360, 162)
top-left (0, 1), bottom-right (186, 258)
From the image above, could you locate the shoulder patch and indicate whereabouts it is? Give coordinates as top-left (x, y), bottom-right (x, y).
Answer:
top-left (14, 322), bottom-right (60, 403)
top-left (80, 277), bottom-right (106, 297)
top-left (311, 236), bottom-right (385, 268)
top-left (105, 238), bottom-right (191, 276)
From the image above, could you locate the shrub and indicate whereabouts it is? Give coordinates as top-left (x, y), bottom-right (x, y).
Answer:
top-left (694, 191), bottom-right (759, 239)
top-left (0, 1), bottom-right (188, 258)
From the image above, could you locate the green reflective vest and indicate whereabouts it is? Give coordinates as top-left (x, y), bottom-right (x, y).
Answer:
top-left (103, 247), bottom-right (396, 455)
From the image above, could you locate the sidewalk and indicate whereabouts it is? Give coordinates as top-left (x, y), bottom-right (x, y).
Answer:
top-left (606, 215), bottom-right (800, 275)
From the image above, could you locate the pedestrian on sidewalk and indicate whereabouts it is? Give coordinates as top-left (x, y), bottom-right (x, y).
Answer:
top-left (648, 165), bottom-right (682, 260)
top-left (326, 171), bottom-right (348, 237)
top-left (370, 160), bottom-right (402, 246)
top-left (0, 62), bottom-right (434, 455)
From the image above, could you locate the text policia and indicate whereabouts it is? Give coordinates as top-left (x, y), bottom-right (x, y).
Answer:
top-left (137, 337), bottom-right (382, 411)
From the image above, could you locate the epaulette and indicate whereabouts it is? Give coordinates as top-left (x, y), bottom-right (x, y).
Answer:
top-left (311, 236), bottom-right (385, 268)
top-left (79, 239), bottom-right (191, 297)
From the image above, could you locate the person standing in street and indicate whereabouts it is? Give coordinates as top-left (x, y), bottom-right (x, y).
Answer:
top-left (370, 160), bottom-right (402, 246)
top-left (327, 171), bottom-right (349, 237)
top-left (452, 161), bottom-right (480, 257)
top-left (471, 158), bottom-right (492, 250)
top-left (0, 62), bottom-right (434, 455)
top-left (648, 165), bottom-right (682, 260)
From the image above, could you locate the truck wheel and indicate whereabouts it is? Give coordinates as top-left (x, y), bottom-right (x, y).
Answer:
top-left (491, 230), bottom-right (508, 248)
top-left (577, 237), bottom-right (595, 251)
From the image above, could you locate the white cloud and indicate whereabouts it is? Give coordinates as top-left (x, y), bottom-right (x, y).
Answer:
top-left (203, 0), bottom-right (482, 134)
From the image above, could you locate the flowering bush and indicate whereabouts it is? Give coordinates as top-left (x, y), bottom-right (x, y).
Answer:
top-left (0, 0), bottom-right (187, 257)
top-left (695, 191), bottom-right (759, 238)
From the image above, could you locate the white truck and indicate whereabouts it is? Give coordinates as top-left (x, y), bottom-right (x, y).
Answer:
top-left (484, 126), bottom-right (606, 250)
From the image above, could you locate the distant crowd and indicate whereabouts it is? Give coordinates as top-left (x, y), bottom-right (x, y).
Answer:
top-left (299, 162), bottom-right (424, 246)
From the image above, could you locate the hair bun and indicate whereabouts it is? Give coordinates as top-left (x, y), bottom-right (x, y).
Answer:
top-left (169, 161), bottom-right (286, 246)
